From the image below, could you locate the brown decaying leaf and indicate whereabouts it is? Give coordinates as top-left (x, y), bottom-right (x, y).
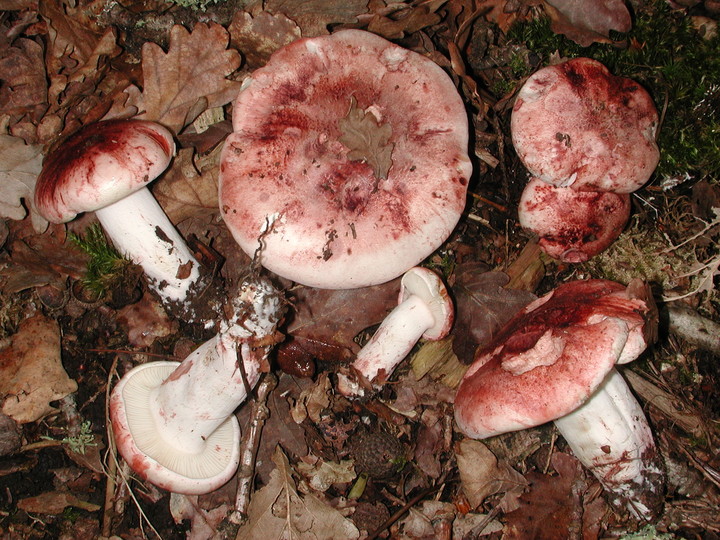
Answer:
top-left (277, 278), bottom-right (401, 366)
top-left (0, 134), bottom-right (46, 232)
top-left (116, 293), bottom-right (177, 348)
top-left (0, 37), bottom-right (47, 121)
top-left (17, 490), bottom-right (100, 515)
top-left (228, 10), bottom-right (301, 68)
top-left (264, 0), bottom-right (369, 37)
top-left (0, 313), bottom-right (77, 423)
top-left (503, 451), bottom-right (606, 540)
top-left (127, 22), bottom-right (242, 134)
top-left (236, 445), bottom-right (360, 539)
top-left (455, 438), bottom-right (528, 510)
top-left (339, 96), bottom-right (395, 180)
top-left (451, 264), bottom-right (537, 363)
top-left (544, 0), bottom-right (632, 47)
top-left (153, 146), bottom-right (221, 224)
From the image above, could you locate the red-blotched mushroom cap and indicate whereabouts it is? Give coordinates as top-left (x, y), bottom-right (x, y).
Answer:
top-left (518, 177), bottom-right (631, 262)
top-left (34, 120), bottom-right (175, 224)
top-left (219, 29), bottom-right (472, 289)
top-left (454, 279), bottom-right (653, 439)
top-left (511, 58), bottom-right (659, 193)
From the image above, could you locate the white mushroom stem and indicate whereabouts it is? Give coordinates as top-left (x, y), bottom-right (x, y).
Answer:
top-left (95, 187), bottom-right (202, 306)
top-left (110, 277), bottom-right (285, 494)
top-left (337, 267), bottom-right (453, 396)
top-left (553, 368), bottom-right (664, 520)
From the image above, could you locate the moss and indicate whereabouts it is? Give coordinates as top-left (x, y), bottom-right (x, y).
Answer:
top-left (69, 224), bottom-right (132, 297)
top-left (508, 2), bottom-right (720, 181)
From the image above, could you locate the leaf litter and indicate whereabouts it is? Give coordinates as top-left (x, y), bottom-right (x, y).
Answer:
top-left (0, 0), bottom-right (719, 539)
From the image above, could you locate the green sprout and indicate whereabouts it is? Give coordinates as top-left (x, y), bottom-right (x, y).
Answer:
top-left (42, 420), bottom-right (97, 455)
top-left (508, 1), bottom-right (720, 181)
top-left (69, 224), bottom-right (132, 297)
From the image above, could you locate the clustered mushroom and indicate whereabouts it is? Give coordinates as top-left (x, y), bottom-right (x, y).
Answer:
top-left (454, 279), bottom-right (665, 520)
top-left (219, 29), bottom-right (472, 289)
top-left (110, 275), bottom-right (285, 494)
top-left (337, 266), bottom-right (454, 397)
top-left (34, 119), bottom-right (219, 324)
top-left (511, 58), bottom-right (660, 262)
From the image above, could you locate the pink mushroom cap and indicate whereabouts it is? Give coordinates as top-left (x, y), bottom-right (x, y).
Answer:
top-left (34, 120), bottom-right (175, 223)
top-left (511, 58), bottom-right (659, 193)
top-left (518, 177), bottom-right (631, 262)
top-left (454, 279), bottom-right (654, 440)
top-left (219, 29), bottom-right (472, 289)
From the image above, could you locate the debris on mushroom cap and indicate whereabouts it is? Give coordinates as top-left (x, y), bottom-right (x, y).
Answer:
top-left (34, 120), bottom-right (175, 223)
top-left (518, 177), bottom-right (631, 262)
top-left (511, 57), bottom-right (659, 193)
top-left (454, 279), bottom-right (654, 440)
top-left (219, 29), bottom-right (472, 289)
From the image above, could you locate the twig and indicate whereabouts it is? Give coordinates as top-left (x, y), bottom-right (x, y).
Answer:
top-left (229, 373), bottom-right (278, 526)
top-left (660, 217), bottom-right (720, 254)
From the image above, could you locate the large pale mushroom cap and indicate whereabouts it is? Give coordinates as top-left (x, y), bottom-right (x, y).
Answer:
top-left (454, 279), bottom-right (654, 439)
top-left (511, 58), bottom-right (659, 193)
top-left (34, 120), bottom-right (175, 223)
top-left (219, 29), bottom-right (471, 289)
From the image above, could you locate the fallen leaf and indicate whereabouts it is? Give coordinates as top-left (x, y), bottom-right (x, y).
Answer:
top-left (339, 96), bottom-right (394, 180)
top-left (128, 22), bottom-right (242, 134)
top-left (544, 0), bottom-right (632, 47)
top-left (452, 264), bottom-right (536, 362)
top-left (237, 445), bottom-right (360, 539)
top-left (16, 490), bottom-right (100, 515)
top-left (296, 457), bottom-right (356, 492)
top-left (116, 293), bottom-right (177, 348)
top-left (169, 493), bottom-right (230, 540)
top-left (290, 372), bottom-right (332, 424)
top-left (0, 313), bottom-right (77, 423)
top-left (153, 146), bottom-right (221, 225)
top-left (455, 438), bottom-right (528, 509)
top-left (0, 37), bottom-right (47, 121)
top-left (264, 0), bottom-right (368, 37)
top-left (503, 451), bottom-right (594, 539)
top-left (228, 10), bottom-right (301, 68)
top-left (0, 134), bottom-right (47, 232)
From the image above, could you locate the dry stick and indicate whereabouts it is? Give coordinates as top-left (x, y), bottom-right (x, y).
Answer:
top-left (230, 373), bottom-right (278, 525)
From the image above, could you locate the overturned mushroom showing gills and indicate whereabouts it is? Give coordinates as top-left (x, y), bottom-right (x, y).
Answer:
top-left (110, 276), bottom-right (285, 494)
top-left (518, 177), bottom-right (631, 262)
top-left (34, 119), bottom-right (216, 323)
top-left (219, 29), bottom-right (472, 289)
top-left (337, 267), bottom-right (453, 397)
top-left (511, 57), bottom-right (659, 193)
top-left (454, 279), bottom-right (665, 520)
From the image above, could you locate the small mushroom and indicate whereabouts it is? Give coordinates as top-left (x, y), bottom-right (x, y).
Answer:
top-left (109, 276), bottom-right (285, 494)
top-left (219, 29), bottom-right (471, 289)
top-left (34, 119), bottom-right (216, 323)
top-left (454, 279), bottom-right (664, 520)
top-left (518, 177), bottom-right (631, 262)
top-left (511, 57), bottom-right (659, 193)
top-left (337, 267), bottom-right (453, 397)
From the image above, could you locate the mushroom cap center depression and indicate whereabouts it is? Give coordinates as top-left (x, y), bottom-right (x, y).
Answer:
top-left (219, 30), bottom-right (472, 289)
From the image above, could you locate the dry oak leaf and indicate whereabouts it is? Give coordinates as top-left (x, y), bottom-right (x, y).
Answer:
top-left (153, 146), bottom-right (220, 224)
top-left (0, 134), bottom-right (47, 233)
top-left (0, 313), bottom-right (77, 423)
top-left (237, 445), bottom-right (360, 539)
top-left (544, 0), bottom-right (632, 47)
top-left (17, 490), bottom-right (101, 515)
top-left (0, 37), bottom-right (47, 120)
top-left (228, 10), bottom-right (301, 68)
top-left (127, 22), bottom-right (242, 134)
top-left (265, 0), bottom-right (369, 37)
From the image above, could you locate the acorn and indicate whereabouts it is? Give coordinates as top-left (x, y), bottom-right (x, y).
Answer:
top-left (349, 429), bottom-right (404, 479)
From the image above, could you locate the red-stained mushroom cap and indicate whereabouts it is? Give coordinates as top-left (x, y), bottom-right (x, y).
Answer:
top-left (35, 120), bottom-right (174, 223)
top-left (511, 58), bottom-right (659, 193)
top-left (518, 177), bottom-right (631, 262)
top-left (219, 29), bottom-right (472, 289)
top-left (454, 279), bottom-right (664, 520)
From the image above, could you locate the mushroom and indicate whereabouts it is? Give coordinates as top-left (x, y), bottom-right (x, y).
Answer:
top-left (518, 177), bottom-right (631, 263)
top-left (511, 57), bottom-right (659, 193)
top-left (454, 279), bottom-right (665, 520)
top-left (110, 275), bottom-right (285, 494)
top-left (337, 267), bottom-right (453, 397)
top-left (34, 119), bottom-right (217, 323)
top-left (219, 29), bottom-right (472, 289)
